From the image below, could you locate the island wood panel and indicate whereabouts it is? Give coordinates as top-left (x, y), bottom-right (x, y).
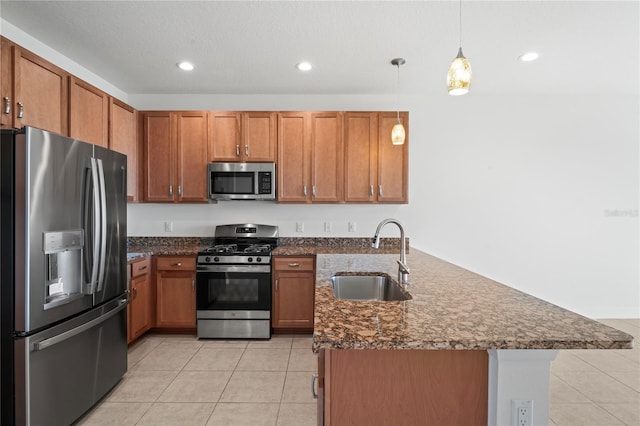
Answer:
top-left (310, 112), bottom-right (343, 203)
top-left (68, 76), bottom-right (109, 147)
top-left (377, 112), bottom-right (408, 203)
top-left (277, 112), bottom-right (310, 202)
top-left (208, 111), bottom-right (241, 162)
top-left (13, 45), bottom-right (68, 134)
top-left (176, 111), bottom-right (208, 202)
top-left (344, 112), bottom-right (377, 202)
top-left (323, 349), bottom-right (488, 426)
top-left (109, 98), bottom-right (138, 201)
top-left (243, 111), bottom-right (276, 161)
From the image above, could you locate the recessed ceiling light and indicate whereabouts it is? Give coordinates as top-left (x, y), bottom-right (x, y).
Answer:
top-left (177, 61), bottom-right (194, 71)
top-left (518, 52), bottom-right (540, 62)
top-left (296, 62), bottom-right (313, 71)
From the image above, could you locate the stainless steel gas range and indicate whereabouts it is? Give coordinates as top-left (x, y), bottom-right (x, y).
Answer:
top-left (196, 224), bottom-right (278, 339)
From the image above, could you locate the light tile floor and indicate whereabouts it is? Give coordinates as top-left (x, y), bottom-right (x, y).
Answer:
top-left (77, 319), bottom-right (639, 426)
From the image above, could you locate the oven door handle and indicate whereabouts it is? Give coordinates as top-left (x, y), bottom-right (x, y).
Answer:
top-left (196, 265), bottom-right (271, 274)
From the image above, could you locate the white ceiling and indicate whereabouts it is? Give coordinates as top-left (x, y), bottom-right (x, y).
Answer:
top-left (0, 1), bottom-right (638, 96)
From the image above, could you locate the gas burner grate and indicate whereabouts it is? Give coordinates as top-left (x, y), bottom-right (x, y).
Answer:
top-left (205, 244), bottom-right (238, 254)
top-left (244, 244), bottom-right (272, 254)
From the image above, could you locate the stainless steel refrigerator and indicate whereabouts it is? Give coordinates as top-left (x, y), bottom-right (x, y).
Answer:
top-left (0, 126), bottom-right (129, 425)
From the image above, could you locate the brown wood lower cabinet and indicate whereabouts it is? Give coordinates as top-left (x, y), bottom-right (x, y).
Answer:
top-left (155, 256), bottom-right (196, 329)
top-left (128, 257), bottom-right (152, 343)
top-left (272, 256), bottom-right (315, 332)
top-left (317, 349), bottom-right (488, 426)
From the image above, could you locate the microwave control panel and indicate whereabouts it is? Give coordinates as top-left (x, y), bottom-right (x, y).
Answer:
top-left (258, 172), bottom-right (272, 194)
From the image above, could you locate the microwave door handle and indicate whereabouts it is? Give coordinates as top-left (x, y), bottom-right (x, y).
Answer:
top-left (95, 158), bottom-right (108, 293)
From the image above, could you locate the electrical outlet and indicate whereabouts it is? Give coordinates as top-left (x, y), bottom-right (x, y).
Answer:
top-left (164, 221), bottom-right (173, 232)
top-left (348, 221), bottom-right (356, 232)
top-left (511, 400), bottom-right (533, 426)
top-left (296, 221), bottom-right (304, 232)
top-left (324, 221), bottom-right (332, 232)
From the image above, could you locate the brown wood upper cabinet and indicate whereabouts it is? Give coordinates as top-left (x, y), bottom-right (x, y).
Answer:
top-left (142, 111), bottom-right (208, 203)
top-left (209, 111), bottom-right (276, 162)
top-left (344, 112), bottom-right (408, 203)
top-left (109, 98), bottom-right (139, 201)
top-left (0, 37), bottom-right (68, 134)
top-left (277, 111), bottom-right (343, 203)
top-left (69, 76), bottom-right (109, 147)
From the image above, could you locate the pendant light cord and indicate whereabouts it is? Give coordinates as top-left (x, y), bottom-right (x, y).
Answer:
top-left (396, 63), bottom-right (400, 122)
top-left (459, 0), bottom-right (463, 49)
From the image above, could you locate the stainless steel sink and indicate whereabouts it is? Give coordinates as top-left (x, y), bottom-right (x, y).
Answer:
top-left (330, 274), bottom-right (411, 301)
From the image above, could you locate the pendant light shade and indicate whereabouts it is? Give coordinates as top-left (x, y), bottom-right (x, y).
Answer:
top-left (448, 0), bottom-right (471, 95)
top-left (447, 48), bottom-right (472, 95)
top-left (391, 58), bottom-right (406, 145)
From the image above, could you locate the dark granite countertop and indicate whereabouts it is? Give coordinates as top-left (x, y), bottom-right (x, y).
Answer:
top-left (312, 248), bottom-right (635, 352)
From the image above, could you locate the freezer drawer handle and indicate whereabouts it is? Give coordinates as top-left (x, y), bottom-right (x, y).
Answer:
top-left (311, 373), bottom-right (318, 399)
top-left (32, 298), bottom-right (128, 352)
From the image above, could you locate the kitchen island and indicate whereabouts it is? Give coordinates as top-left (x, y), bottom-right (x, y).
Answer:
top-left (307, 247), bottom-right (633, 426)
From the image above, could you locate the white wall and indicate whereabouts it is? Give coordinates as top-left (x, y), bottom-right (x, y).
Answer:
top-left (4, 20), bottom-right (638, 319)
top-left (130, 92), bottom-right (639, 319)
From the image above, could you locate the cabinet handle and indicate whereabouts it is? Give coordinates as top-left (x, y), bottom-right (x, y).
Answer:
top-left (275, 279), bottom-right (278, 291)
top-left (288, 263), bottom-right (300, 268)
top-left (303, 185), bottom-right (307, 197)
top-left (312, 186), bottom-right (317, 197)
top-left (235, 144), bottom-right (240, 157)
top-left (378, 185), bottom-right (382, 197)
top-left (245, 144), bottom-right (249, 157)
top-left (172, 262), bottom-right (182, 267)
top-left (192, 279), bottom-right (195, 290)
top-left (311, 374), bottom-right (318, 399)
top-left (17, 102), bottom-right (24, 119)
top-left (136, 265), bottom-right (148, 272)
top-left (177, 185), bottom-right (182, 197)
top-left (169, 185), bottom-right (173, 197)
top-left (369, 185), bottom-right (374, 197)
top-left (3, 97), bottom-right (10, 115)
top-left (132, 287), bottom-right (137, 299)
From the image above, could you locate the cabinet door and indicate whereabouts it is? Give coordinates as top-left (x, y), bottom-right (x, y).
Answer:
top-left (1, 37), bottom-right (13, 128)
top-left (143, 112), bottom-right (175, 202)
top-left (176, 111), bottom-right (208, 202)
top-left (344, 112), bottom-right (378, 202)
top-left (209, 111), bottom-right (241, 162)
top-left (243, 111), bottom-right (276, 161)
top-left (273, 271), bottom-right (315, 329)
top-left (13, 46), bottom-right (68, 134)
top-left (310, 112), bottom-right (343, 202)
top-left (69, 76), bottom-right (108, 147)
top-left (129, 273), bottom-right (151, 341)
top-left (109, 98), bottom-right (138, 201)
top-left (277, 112), bottom-right (310, 202)
top-left (156, 271), bottom-right (196, 328)
top-left (377, 112), bottom-right (408, 203)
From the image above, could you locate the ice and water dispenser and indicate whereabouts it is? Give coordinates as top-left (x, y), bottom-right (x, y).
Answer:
top-left (43, 230), bottom-right (85, 309)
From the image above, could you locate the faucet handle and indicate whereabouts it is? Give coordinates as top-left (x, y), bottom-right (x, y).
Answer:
top-left (397, 259), bottom-right (410, 274)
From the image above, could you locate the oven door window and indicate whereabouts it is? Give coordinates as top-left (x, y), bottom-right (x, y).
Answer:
top-left (197, 272), bottom-right (271, 311)
top-left (211, 172), bottom-right (255, 195)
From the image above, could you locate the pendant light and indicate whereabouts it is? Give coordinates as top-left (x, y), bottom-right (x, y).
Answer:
top-left (447, 0), bottom-right (472, 95)
top-left (391, 58), bottom-right (406, 145)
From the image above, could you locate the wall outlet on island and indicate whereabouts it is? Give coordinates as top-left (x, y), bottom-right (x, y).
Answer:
top-left (511, 399), bottom-right (533, 426)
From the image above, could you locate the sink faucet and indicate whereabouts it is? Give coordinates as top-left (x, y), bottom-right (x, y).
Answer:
top-left (371, 218), bottom-right (410, 285)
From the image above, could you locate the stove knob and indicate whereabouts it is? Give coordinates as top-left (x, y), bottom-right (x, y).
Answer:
top-left (256, 257), bottom-right (262, 263)
top-left (214, 256), bottom-right (219, 262)
top-left (205, 256), bottom-right (211, 263)
top-left (247, 257), bottom-right (253, 263)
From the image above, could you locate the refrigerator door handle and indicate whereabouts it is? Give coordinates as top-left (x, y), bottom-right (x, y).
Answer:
top-left (87, 158), bottom-right (102, 293)
top-left (32, 298), bottom-right (128, 351)
top-left (95, 158), bottom-right (108, 293)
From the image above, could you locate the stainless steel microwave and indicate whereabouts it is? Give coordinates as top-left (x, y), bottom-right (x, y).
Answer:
top-left (207, 162), bottom-right (276, 201)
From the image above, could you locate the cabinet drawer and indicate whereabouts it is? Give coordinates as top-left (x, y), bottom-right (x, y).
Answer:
top-left (131, 258), bottom-right (151, 278)
top-left (156, 256), bottom-right (196, 271)
top-left (273, 256), bottom-right (315, 272)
